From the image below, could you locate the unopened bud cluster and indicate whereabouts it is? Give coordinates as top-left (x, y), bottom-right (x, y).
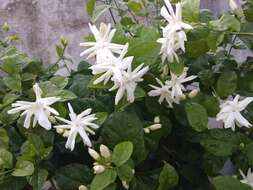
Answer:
top-left (144, 116), bottom-right (162, 134)
top-left (88, 144), bottom-right (112, 174)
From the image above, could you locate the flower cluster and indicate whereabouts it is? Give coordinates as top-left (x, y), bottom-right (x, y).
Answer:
top-left (88, 144), bottom-right (112, 174)
top-left (157, 0), bottom-right (193, 63)
top-left (80, 23), bottom-right (149, 105)
top-left (143, 116), bottom-right (162, 134)
top-left (8, 83), bottom-right (99, 151)
top-left (148, 67), bottom-right (197, 107)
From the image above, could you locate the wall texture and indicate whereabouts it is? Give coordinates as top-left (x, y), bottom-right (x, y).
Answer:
top-left (0, 0), bottom-right (247, 69)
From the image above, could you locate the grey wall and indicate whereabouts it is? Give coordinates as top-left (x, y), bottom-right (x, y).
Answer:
top-left (0, 0), bottom-right (248, 69)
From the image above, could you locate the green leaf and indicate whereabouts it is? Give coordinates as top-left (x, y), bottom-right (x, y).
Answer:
top-left (49, 89), bottom-right (77, 102)
top-left (0, 128), bottom-right (9, 149)
top-left (128, 26), bottom-right (160, 66)
top-left (200, 129), bottom-right (247, 157)
top-left (12, 160), bottom-right (34, 177)
top-left (243, 0), bottom-right (253, 22)
top-left (202, 96), bottom-right (220, 117)
top-left (185, 102), bottom-right (208, 132)
top-left (50, 76), bottom-right (68, 89)
top-left (56, 45), bottom-right (64, 57)
top-left (0, 176), bottom-right (27, 190)
top-left (128, 1), bottom-right (142, 15)
top-left (28, 168), bottom-right (48, 190)
top-left (20, 134), bottom-right (52, 161)
top-left (169, 61), bottom-right (184, 75)
top-left (0, 106), bottom-right (20, 125)
top-left (0, 46), bottom-right (28, 74)
top-left (216, 71), bottom-right (237, 98)
top-left (158, 162), bottom-right (179, 190)
top-left (116, 160), bottom-right (134, 182)
top-left (112, 141), bottom-right (133, 166)
top-left (55, 164), bottom-right (93, 190)
top-left (92, 4), bottom-right (111, 22)
top-left (94, 112), bottom-right (108, 125)
top-left (210, 14), bottom-right (240, 32)
top-left (90, 169), bottom-right (117, 190)
top-left (181, 0), bottom-right (200, 22)
top-left (239, 21), bottom-right (253, 51)
top-left (212, 176), bottom-right (252, 190)
top-left (3, 74), bottom-right (22, 92)
top-left (186, 26), bottom-right (210, 58)
top-left (101, 111), bottom-right (146, 164)
top-left (0, 148), bottom-right (13, 169)
top-left (68, 74), bottom-right (91, 98)
top-left (87, 0), bottom-right (96, 16)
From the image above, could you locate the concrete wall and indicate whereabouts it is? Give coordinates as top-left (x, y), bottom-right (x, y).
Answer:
top-left (0, 0), bottom-right (248, 69)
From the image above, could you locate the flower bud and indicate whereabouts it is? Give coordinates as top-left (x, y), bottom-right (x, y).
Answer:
top-left (122, 180), bottom-right (129, 189)
top-left (229, 0), bottom-right (238, 11)
top-left (93, 165), bottom-right (105, 174)
top-left (79, 185), bottom-right (88, 190)
top-left (49, 116), bottom-right (56, 123)
top-left (188, 89), bottom-right (199, 99)
top-left (2, 22), bottom-right (9, 32)
top-left (180, 94), bottom-right (186, 100)
top-left (100, 144), bottom-right (111, 159)
top-left (149, 124), bottom-right (162, 131)
top-left (88, 148), bottom-right (100, 160)
top-left (62, 130), bottom-right (70, 137)
top-left (154, 116), bottom-right (160, 123)
top-left (144, 128), bottom-right (150, 134)
top-left (56, 128), bottom-right (64, 134)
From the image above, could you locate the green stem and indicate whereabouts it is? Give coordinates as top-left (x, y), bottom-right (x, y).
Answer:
top-left (229, 32), bottom-right (253, 36)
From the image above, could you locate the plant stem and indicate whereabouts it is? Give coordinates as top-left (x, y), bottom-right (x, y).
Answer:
top-left (229, 32), bottom-right (253, 36)
top-left (106, 0), bottom-right (116, 24)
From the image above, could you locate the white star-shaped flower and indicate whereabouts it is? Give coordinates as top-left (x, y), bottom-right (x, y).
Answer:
top-left (166, 68), bottom-right (197, 100)
top-left (161, 0), bottom-right (193, 33)
top-left (8, 83), bottom-right (60, 130)
top-left (157, 0), bottom-right (193, 63)
top-left (239, 168), bottom-right (253, 187)
top-left (157, 30), bottom-right (188, 63)
top-left (148, 78), bottom-right (174, 107)
top-left (216, 95), bottom-right (253, 131)
top-left (110, 63), bottom-right (149, 105)
top-left (89, 44), bottom-right (133, 85)
top-left (80, 23), bottom-right (124, 64)
top-left (54, 103), bottom-right (99, 151)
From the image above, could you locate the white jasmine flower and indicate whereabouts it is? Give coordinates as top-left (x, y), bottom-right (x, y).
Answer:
top-left (166, 68), bottom-right (197, 100)
top-left (161, 0), bottom-right (193, 33)
top-left (8, 83), bottom-right (60, 130)
top-left (110, 63), bottom-right (149, 105)
top-left (100, 144), bottom-right (111, 159)
top-left (89, 44), bottom-right (132, 85)
top-left (158, 0), bottom-right (193, 63)
top-left (148, 78), bottom-right (174, 107)
top-left (54, 103), bottom-right (99, 151)
top-left (239, 168), bottom-right (253, 187)
top-left (158, 29), bottom-right (189, 63)
top-left (229, 0), bottom-right (239, 11)
top-left (80, 23), bottom-right (124, 64)
top-left (216, 95), bottom-right (253, 131)
top-left (88, 148), bottom-right (100, 160)
top-left (93, 165), bottom-right (106, 174)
